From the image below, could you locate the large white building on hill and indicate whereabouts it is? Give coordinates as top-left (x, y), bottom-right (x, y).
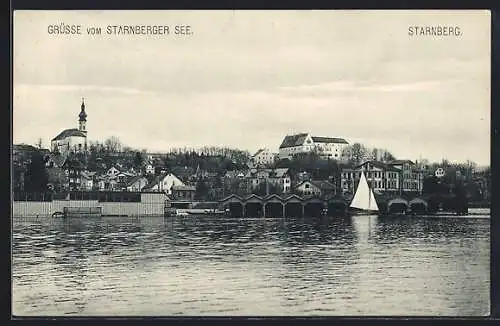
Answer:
top-left (278, 133), bottom-right (349, 160)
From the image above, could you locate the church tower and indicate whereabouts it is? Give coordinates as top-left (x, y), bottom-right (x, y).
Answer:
top-left (78, 97), bottom-right (87, 133)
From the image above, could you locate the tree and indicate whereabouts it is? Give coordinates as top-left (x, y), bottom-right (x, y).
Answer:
top-left (422, 176), bottom-right (439, 195)
top-left (24, 151), bottom-right (49, 193)
top-left (133, 151), bottom-right (144, 169)
top-left (13, 165), bottom-right (25, 192)
top-left (195, 179), bottom-right (209, 200)
top-left (104, 136), bottom-right (122, 153)
top-left (381, 150), bottom-right (396, 162)
top-left (342, 143), bottom-right (368, 166)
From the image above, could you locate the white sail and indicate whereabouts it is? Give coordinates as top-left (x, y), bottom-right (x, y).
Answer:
top-left (350, 171), bottom-right (379, 211)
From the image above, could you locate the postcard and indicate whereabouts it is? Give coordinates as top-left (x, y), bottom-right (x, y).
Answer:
top-left (12, 10), bottom-right (491, 317)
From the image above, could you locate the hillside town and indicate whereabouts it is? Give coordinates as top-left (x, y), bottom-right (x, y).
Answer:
top-left (13, 99), bottom-right (491, 207)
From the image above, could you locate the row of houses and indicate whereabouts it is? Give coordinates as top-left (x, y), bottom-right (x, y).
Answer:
top-left (224, 159), bottom-right (424, 199)
top-left (42, 152), bottom-right (198, 201)
top-left (40, 147), bottom-right (425, 199)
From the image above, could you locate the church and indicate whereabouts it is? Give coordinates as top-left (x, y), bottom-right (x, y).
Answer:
top-left (51, 98), bottom-right (88, 155)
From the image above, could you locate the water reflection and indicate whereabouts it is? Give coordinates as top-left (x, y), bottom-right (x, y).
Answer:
top-left (12, 215), bottom-right (490, 316)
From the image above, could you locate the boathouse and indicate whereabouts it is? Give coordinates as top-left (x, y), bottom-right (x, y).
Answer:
top-left (219, 194), bottom-right (348, 218)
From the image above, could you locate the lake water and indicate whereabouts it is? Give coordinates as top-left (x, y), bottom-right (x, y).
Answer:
top-left (12, 213), bottom-right (490, 317)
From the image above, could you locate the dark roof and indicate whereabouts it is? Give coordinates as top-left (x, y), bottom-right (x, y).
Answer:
top-left (63, 158), bottom-right (85, 169)
top-left (310, 180), bottom-right (336, 190)
top-left (252, 148), bottom-right (265, 157)
top-left (80, 171), bottom-right (93, 180)
top-left (47, 153), bottom-right (68, 167)
top-left (52, 128), bottom-right (87, 141)
top-left (388, 160), bottom-right (415, 165)
top-left (126, 176), bottom-right (146, 187)
top-left (311, 136), bottom-right (348, 144)
top-left (143, 172), bottom-right (170, 189)
top-left (279, 133), bottom-right (309, 148)
top-left (108, 165), bottom-right (122, 172)
top-left (340, 163), bottom-right (356, 170)
top-left (356, 160), bottom-right (401, 172)
top-left (171, 166), bottom-right (193, 176)
top-left (13, 144), bottom-right (39, 152)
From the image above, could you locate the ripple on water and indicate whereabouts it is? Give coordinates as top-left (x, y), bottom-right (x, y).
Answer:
top-left (12, 216), bottom-right (490, 316)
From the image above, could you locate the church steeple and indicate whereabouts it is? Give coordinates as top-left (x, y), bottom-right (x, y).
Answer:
top-left (78, 97), bottom-right (87, 132)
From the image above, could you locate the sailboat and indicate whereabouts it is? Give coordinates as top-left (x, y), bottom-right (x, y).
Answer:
top-left (349, 171), bottom-right (379, 215)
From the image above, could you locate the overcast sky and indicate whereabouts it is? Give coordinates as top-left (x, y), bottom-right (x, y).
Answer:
top-left (13, 10), bottom-right (490, 165)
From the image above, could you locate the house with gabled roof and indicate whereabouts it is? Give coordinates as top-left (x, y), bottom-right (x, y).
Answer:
top-left (142, 172), bottom-right (185, 195)
top-left (126, 176), bottom-right (148, 192)
top-left (294, 180), bottom-right (336, 198)
top-left (251, 148), bottom-right (276, 167)
top-left (278, 133), bottom-right (349, 161)
top-left (96, 175), bottom-right (119, 191)
top-left (106, 165), bottom-right (122, 178)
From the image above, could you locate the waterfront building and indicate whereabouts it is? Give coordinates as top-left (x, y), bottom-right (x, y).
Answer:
top-left (340, 161), bottom-right (402, 195)
top-left (356, 161), bottom-right (401, 194)
top-left (340, 167), bottom-right (358, 195)
top-left (171, 185), bottom-right (196, 201)
top-left (278, 133), bottom-right (349, 160)
top-left (294, 180), bottom-right (336, 198)
top-left (51, 98), bottom-right (88, 155)
top-left (387, 159), bottom-right (424, 194)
